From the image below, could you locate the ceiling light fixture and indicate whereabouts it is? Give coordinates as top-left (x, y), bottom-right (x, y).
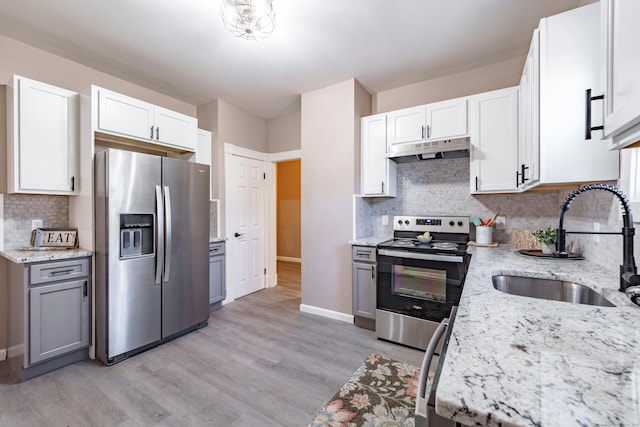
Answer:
top-left (220, 0), bottom-right (275, 40)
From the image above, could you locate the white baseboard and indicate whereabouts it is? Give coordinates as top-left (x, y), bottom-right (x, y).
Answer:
top-left (300, 304), bottom-right (354, 324)
top-left (277, 256), bottom-right (301, 263)
top-left (0, 348), bottom-right (6, 361)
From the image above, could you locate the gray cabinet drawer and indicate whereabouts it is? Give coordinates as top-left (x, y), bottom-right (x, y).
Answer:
top-left (30, 258), bottom-right (90, 285)
top-left (352, 246), bottom-right (376, 263)
top-left (209, 241), bottom-right (225, 255)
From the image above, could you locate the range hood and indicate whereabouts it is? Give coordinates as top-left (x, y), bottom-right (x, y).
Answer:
top-left (386, 137), bottom-right (470, 164)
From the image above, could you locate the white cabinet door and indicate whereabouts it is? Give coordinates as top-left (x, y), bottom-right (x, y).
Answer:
top-left (154, 106), bottom-right (197, 151)
top-left (97, 88), bottom-right (154, 141)
top-left (518, 29), bottom-right (540, 189)
top-left (386, 106), bottom-right (426, 147)
top-left (426, 98), bottom-right (468, 140)
top-left (601, 0), bottom-right (640, 148)
top-left (9, 76), bottom-right (78, 194)
top-left (470, 87), bottom-right (519, 194)
top-left (361, 114), bottom-right (396, 197)
top-left (538, 4), bottom-right (618, 184)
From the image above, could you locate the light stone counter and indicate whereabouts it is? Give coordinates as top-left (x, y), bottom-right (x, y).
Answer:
top-left (349, 235), bottom-right (392, 247)
top-left (436, 244), bottom-right (640, 426)
top-left (0, 248), bottom-right (92, 264)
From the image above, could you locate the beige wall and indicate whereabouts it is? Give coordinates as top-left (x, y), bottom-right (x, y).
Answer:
top-left (196, 99), bottom-right (269, 237)
top-left (373, 56), bottom-right (525, 114)
top-left (268, 112), bottom-right (301, 153)
top-left (276, 160), bottom-right (301, 259)
top-left (301, 78), bottom-right (363, 316)
top-left (0, 35), bottom-right (195, 115)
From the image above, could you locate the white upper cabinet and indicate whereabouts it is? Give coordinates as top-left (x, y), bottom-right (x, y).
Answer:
top-left (600, 0), bottom-right (640, 149)
top-left (386, 97), bottom-right (468, 151)
top-left (517, 29), bottom-right (540, 189)
top-left (96, 87), bottom-right (197, 152)
top-left (7, 75), bottom-right (78, 195)
top-left (519, 4), bottom-right (618, 191)
top-left (426, 98), bottom-right (468, 141)
top-left (469, 87), bottom-right (519, 194)
top-left (361, 114), bottom-right (396, 197)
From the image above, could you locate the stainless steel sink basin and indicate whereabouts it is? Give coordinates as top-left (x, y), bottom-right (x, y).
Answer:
top-left (492, 275), bottom-right (615, 307)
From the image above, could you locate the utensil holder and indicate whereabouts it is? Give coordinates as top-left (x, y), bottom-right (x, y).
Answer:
top-left (476, 226), bottom-right (493, 245)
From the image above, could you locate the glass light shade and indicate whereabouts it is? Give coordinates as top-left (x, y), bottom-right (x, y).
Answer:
top-left (221, 0), bottom-right (275, 40)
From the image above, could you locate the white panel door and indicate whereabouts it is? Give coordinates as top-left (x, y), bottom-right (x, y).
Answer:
top-left (229, 155), bottom-right (265, 299)
top-left (386, 106), bottom-right (426, 147)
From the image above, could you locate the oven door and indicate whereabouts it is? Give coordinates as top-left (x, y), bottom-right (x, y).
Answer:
top-left (377, 249), bottom-right (468, 322)
top-left (415, 306), bottom-right (458, 427)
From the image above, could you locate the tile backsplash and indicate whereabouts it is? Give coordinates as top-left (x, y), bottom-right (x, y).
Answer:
top-left (356, 158), bottom-right (638, 276)
top-left (210, 199), bottom-right (219, 241)
top-left (3, 194), bottom-right (69, 249)
top-left (356, 157), bottom-right (561, 242)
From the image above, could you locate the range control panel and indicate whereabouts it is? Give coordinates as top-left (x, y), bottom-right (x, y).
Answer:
top-left (393, 216), bottom-right (470, 234)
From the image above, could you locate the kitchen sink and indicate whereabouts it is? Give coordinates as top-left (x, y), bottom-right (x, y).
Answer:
top-left (492, 275), bottom-right (615, 307)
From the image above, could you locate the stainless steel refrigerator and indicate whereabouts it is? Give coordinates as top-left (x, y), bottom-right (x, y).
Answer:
top-left (94, 148), bottom-right (210, 365)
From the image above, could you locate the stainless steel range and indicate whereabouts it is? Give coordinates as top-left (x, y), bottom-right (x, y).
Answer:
top-left (376, 215), bottom-right (471, 350)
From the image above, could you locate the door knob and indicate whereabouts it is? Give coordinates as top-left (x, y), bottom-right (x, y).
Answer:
top-left (234, 232), bottom-right (243, 238)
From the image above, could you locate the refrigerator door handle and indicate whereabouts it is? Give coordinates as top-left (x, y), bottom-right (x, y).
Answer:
top-left (163, 185), bottom-right (172, 282)
top-left (155, 185), bottom-right (164, 285)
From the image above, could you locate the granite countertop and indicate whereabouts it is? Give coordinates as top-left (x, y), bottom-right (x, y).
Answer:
top-left (0, 248), bottom-right (93, 264)
top-left (436, 245), bottom-right (640, 426)
top-left (349, 235), bottom-right (392, 247)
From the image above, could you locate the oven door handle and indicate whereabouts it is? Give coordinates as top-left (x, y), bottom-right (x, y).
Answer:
top-left (378, 249), bottom-right (465, 263)
top-left (415, 317), bottom-right (449, 419)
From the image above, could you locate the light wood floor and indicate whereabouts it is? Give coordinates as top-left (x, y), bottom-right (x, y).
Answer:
top-left (0, 264), bottom-right (423, 426)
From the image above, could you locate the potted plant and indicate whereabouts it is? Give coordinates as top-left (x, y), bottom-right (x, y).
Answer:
top-left (532, 227), bottom-right (557, 254)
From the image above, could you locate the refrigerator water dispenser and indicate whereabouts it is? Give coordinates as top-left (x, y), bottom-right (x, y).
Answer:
top-left (120, 214), bottom-right (154, 258)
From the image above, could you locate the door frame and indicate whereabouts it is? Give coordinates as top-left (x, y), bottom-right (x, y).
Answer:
top-left (223, 144), bottom-right (301, 302)
top-left (265, 149), bottom-right (301, 288)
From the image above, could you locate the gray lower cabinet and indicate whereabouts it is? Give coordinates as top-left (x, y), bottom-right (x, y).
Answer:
top-left (352, 245), bottom-right (376, 330)
top-left (7, 257), bottom-right (91, 380)
top-left (209, 241), bottom-right (226, 311)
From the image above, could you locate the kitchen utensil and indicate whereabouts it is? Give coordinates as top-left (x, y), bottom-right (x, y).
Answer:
top-left (472, 217), bottom-right (482, 226)
top-left (487, 211), bottom-right (500, 226)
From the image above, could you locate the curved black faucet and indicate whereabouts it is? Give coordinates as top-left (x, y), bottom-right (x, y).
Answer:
top-left (554, 184), bottom-right (639, 292)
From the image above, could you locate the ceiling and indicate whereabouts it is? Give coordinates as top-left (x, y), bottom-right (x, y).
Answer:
top-left (0, 0), bottom-right (588, 120)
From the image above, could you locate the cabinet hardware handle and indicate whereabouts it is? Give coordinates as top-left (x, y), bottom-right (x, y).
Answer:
top-left (50, 269), bottom-right (74, 276)
top-left (421, 125), bottom-right (425, 139)
top-left (475, 176), bottom-right (479, 191)
top-left (83, 280), bottom-right (88, 297)
top-left (585, 89), bottom-right (604, 140)
top-left (156, 127), bottom-right (160, 140)
top-left (371, 265), bottom-right (375, 279)
top-left (516, 170), bottom-right (521, 187)
top-left (71, 176), bottom-right (75, 192)
top-left (150, 126), bottom-right (154, 139)
top-left (427, 125), bottom-right (431, 139)
top-left (381, 181), bottom-right (384, 194)
top-left (520, 164), bottom-right (529, 183)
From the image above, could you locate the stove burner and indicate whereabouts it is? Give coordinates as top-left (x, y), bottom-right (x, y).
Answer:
top-left (392, 239), bottom-right (417, 247)
top-left (431, 242), bottom-right (459, 250)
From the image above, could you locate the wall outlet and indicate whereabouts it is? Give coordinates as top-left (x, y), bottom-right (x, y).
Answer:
top-left (381, 215), bottom-right (389, 226)
top-left (32, 219), bottom-right (43, 230)
top-left (593, 221), bottom-right (600, 243)
top-left (494, 216), bottom-right (506, 229)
